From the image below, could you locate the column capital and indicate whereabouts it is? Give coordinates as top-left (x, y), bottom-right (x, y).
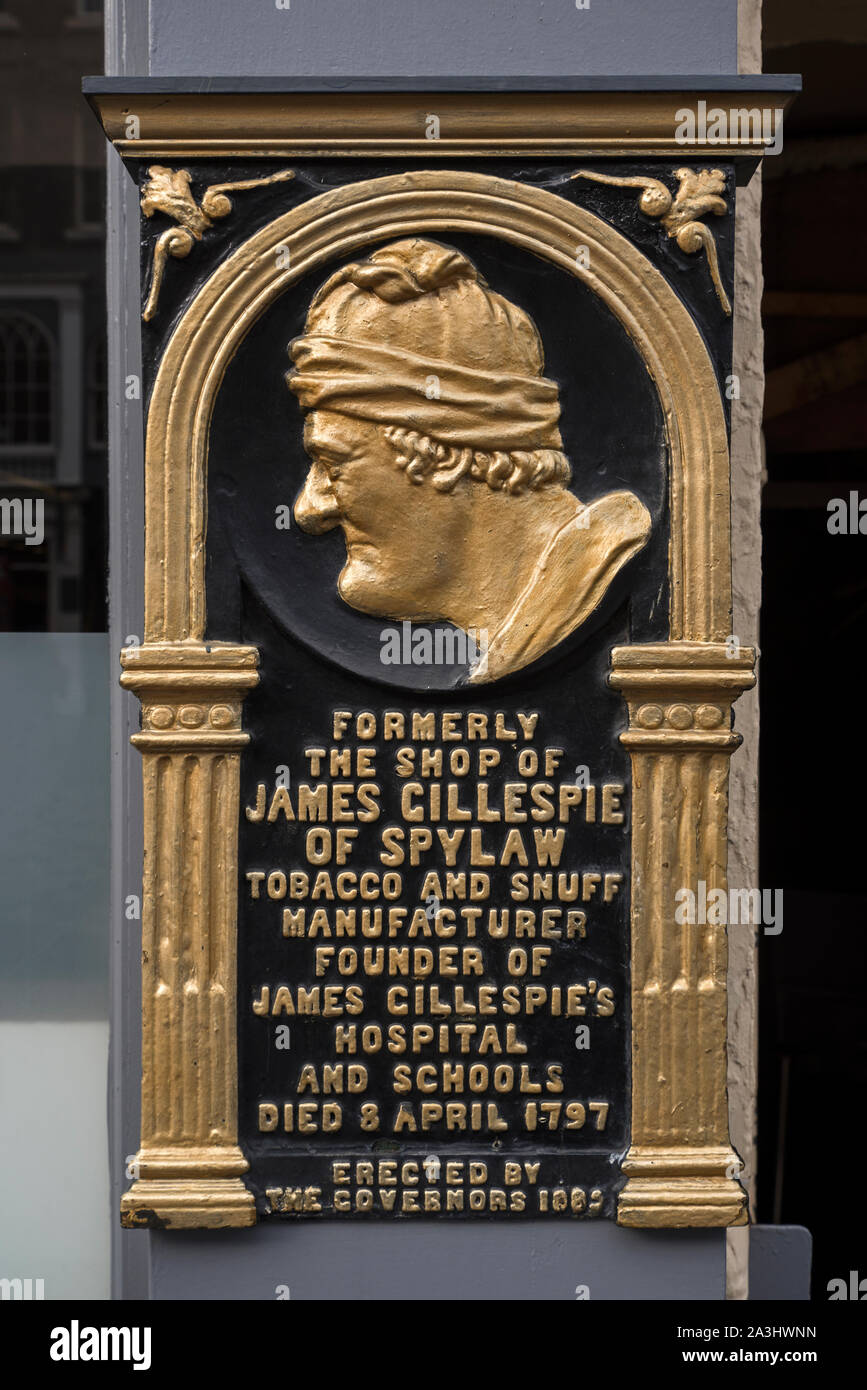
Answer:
top-left (121, 641), bottom-right (259, 753)
top-left (120, 639), bottom-right (260, 687)
top-left (610, 642), bottom-right (755, 753)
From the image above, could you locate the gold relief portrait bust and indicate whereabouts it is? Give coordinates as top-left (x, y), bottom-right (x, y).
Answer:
top-left (286, 238), bottom-right (651, 684)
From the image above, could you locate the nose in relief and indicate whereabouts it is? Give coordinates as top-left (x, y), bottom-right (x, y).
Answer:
top-left (294, 463), bottom-right (341, 534)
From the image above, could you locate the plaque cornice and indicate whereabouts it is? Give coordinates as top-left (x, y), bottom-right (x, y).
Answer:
top-left (83, 81), bottom-right (799, 160)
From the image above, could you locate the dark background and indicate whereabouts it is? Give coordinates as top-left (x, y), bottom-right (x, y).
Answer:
top-left (758, 3), bottom-right (867, 1298)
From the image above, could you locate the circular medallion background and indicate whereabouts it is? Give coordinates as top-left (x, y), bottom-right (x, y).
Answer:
top-left (206, 226), bottom-right (667, 689)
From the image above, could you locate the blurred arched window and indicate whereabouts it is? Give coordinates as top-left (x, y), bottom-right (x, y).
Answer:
top-left (0, 312), bottom-right (56, 475)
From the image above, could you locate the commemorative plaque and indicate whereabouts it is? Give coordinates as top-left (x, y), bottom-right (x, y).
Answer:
top-left (86, 80), bottom-right (796, 1229)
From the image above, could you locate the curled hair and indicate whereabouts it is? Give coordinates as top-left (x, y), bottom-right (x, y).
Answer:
top-left (381, 426), bottom-right (571, 495)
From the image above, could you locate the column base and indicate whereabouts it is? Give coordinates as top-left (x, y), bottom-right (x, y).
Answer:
top-left (617, 1147), bottom-right (749, 1228)
top-left (121, 1178), bottom-right (256, 1229)
top-left (121, 1145), bottom-right (256, 1228)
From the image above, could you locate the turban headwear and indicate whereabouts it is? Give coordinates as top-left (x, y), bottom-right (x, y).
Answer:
top-left (286, 239), bottom-right (563, 451)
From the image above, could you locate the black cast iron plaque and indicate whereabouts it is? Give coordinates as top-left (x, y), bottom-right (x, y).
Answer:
top-left (135, 156), bottom-right (733, 1219)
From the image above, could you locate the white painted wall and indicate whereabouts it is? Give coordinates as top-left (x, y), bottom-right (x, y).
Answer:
top-left (0, 1022), bottom-right (110, 1299)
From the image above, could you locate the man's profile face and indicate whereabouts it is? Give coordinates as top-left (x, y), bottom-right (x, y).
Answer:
top-left (293, 410), bottom-right (467, 621)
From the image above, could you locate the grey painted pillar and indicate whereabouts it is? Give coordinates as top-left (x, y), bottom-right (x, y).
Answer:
top-left (107, 0), bottom-right (746, 1300)
top-left (144, 0), bottom-right (736, 78)
top-left (105, 0), bottom-right (150, 1302)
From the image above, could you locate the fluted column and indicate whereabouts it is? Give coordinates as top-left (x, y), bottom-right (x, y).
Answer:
top-left (119, 641), bottom-right (259, 1229)
top-left (610, 642), bottom-right (755, 1227)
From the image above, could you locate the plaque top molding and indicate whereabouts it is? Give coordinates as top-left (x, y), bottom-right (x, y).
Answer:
top-left (83, 77), bottom-right (800, 160)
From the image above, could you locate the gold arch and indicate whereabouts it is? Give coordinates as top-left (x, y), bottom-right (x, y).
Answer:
top-left (144, 169), bottom-right (730, 644)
